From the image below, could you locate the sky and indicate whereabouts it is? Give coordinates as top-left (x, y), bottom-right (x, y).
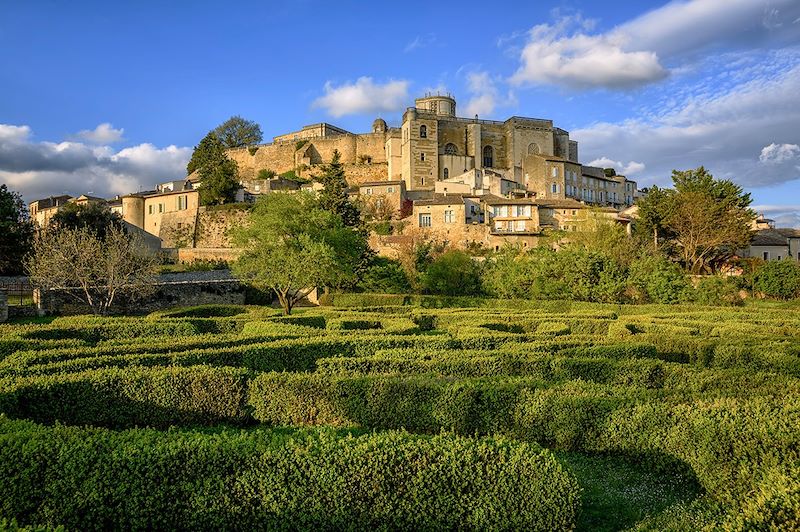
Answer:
top-left (1, 0), bottom-right (799, 224)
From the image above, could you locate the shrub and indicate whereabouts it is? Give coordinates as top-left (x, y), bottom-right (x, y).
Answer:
top-left (627, 255), bottom-right (691, 304)
top-left (693, 276), bottom-right (743, 306)
top-left (357, 257), bottom-right (411, 294)
top-left (422, 250), bottom-right (482, 296)
top-left (754, 260), bottom-right (800, 300)
top-left (411, 312), bottom-right (437, 331)
top-left (326, 319), bottom-right (382, 331)
top-left (0, 419), bottom-right (580, 531)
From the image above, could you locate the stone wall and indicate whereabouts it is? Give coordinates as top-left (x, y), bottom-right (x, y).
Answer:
top-left (194, 206), bottom-right (251, 248)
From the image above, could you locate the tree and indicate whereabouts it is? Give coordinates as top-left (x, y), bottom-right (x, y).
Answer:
top-left (187, 132), bottom-right (240, 205)
top-left (48, 202), bottom-right (122, 238)
top-left (231, 192), bottom-right (367, 314)
top-left (315, 150), bottom-right (361, 227)
top-left (753, 260), bottom-right (800, 300)
top-left (26, 225), bottom-right (158, 316)
top-left (213, 116), bottom-right (263, 148)
top-left (422, 250), bottom-right (483, 296)
top-left (0, 184), bottom-right (35, 275)
top-left (634, 185), bottom-right (675, 251)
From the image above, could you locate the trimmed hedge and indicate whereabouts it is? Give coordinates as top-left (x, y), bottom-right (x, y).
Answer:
top-left (0, 418), bottom-right (580, 531)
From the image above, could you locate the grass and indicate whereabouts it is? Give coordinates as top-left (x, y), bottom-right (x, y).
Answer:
top-left (556, 452), bottom-right (702, 531)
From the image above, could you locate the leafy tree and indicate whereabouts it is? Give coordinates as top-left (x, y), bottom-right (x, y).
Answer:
top-left (0, 184), bottom-right (35, 275)
top-left (422, 250), bottom-right (482, 296)
top-left (566, 211), bottom-right (638, 268)
top-left (753, 260), bottom-right (800, 300)
top-left (482, 245), bottom-right (539, 299)
top-left (692, 275), bottom-right (743, 306)
top-left (48, 202), bottom-right (122, 238)
top-left (634, 185), bottom-right (675, 251)
top-left (357, 257), bottom-right (411, 294)
top-left (315, 150), bottom-right (361, 227)
top-left (26, 225), bottom-right (158, 315)
top-left (627, 254), bottom-right (691, 303)
top-left (187, 132), bottom-right (240, 205)
top-left (213, 116), bottom-right (263, 148)
top-left (231, 192), bottom-right (367, 314)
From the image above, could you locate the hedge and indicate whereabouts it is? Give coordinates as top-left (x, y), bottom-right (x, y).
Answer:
top-left (0, 418), bottom-right (580, 531)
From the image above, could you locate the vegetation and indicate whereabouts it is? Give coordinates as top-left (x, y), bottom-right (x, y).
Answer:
top-left (0, 184), bottom-right (35, 275)
top-left (0, 300), bottom-right (798, 529)
top-left (753, 259), bottom-right (800, 300)
top-left (48, 201), bottom-right (122, 238)
top-left (212, 115), bottom-right (263, 148)
top-left (26, 225), bottom-right (159, 315)
top-left (231, 192), bottom-right (367, 314)
top-left (256, 168), bottom-right (276, 180)
top-left (314, 149), bottom-right (360, 227)
top-left (186, 132), bottom-right (240, 205)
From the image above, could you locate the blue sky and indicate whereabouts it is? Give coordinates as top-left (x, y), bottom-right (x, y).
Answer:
top-left (2, 0), bottom-right (799, 224)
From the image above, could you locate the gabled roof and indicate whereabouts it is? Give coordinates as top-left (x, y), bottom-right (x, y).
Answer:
top-left (775, 228), bottom-right (800, 238)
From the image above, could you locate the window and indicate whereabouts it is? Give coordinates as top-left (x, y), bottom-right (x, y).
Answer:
top-left (148, 205), bottom-right (153, 215)
top-left (177, 222), bottom-right (182, 229)
top-left (515, 205), bottom-right (528, 217)
top-left (419, 213), bottom-right (431, 227)
top-left (763, 251), bottom-right (770, 260)
top-left (158, 203), bottom-right (163, 213)
top-left (483, 145), bottom-right (493, 167)
top-left (444, 210), bottom-right (454, 223)
top-left (527, 143), bottom-right (539, 155)
top-left (419, 125), bottom-right (427, 138)
top-left (551, 167), bottom-right (558, 178)
top-left (444, 143), bottom-right (457, 155)
top-left (551, 183), bottom-right (558, 194)
top-left (420, 153), bottom-right (425, 162)
top-left (177, 195), bottom-right (187, 210)
top-left (443, 168), bottom-right (449, 179)
top-left (387, 186), bottom-right (394, 193)
top-left (365, 188), bottom-right (373, 195)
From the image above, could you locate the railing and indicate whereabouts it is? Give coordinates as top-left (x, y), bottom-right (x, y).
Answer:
top-left (0, 280), bottom-right (34, 306)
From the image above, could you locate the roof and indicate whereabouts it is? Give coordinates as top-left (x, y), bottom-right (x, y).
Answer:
top-left (775, 228), bottom-right (800, 238)
top-left (535, 198), bottom-right (586, 209)
top-left (358, 180), bottom-right (404, 187)
top-left (751, 229), bottom-right (790, 247)
top-left (481, 194), bottom-right (537, 206)
top-left (534, 154), bottom-right (578, 164)
top-left (414, 194), bottom-right (467, 206)
top-left (29, 195), bottom-right (72, 209)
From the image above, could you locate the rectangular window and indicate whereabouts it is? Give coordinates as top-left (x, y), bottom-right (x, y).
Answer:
top-left (444, 210), bottom-right (454, 223)
top-left (551, 183), bottom-right (558, 194)
top-left (365, 188), bottom-right (373, 195)
top-left (158, 203), bottom-right (163, 213)
top-left (177, 195), bottom-right (187, 210)
top-left (387, 186), bottom-right (394, 193)
top-left (148, 205), bottom-right (153, 215)
top-left (763, 251), bottom-right (770, 260)
top-left (419, 213), bottom-right (432, 227)
top-left (551, 167), bottom-right (558, 177)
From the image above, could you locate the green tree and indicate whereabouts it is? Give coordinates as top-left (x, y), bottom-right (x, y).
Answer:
top-left (627, 254), bottom-right (691, 303)
top-left (357, 257), bottom-right (411, 294)
top-left (315, 150), bottom-right (361, 227)
top-left (213, 116), bottom-right (263, 148)
top-left (753, 260), bottom-right (800, 300)
top-left (634, 185), bottom-right (675, 251)
top-left (422, 250), bottom-right (482, 296)
top-left (231, 192), bottom-right (367, 314)
top-left (48, 202), bottom-right (122, 238)
top-left (0, 185), bottom-right (35, 275)
top-left (187, 132), bottom-right (240, 205)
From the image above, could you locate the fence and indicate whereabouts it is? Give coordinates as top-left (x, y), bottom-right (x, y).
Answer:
top-left (0, 280), bottom-right (34, 306)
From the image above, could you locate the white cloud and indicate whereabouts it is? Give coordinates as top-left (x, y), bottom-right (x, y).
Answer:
top-left (462, 71), bottom-right (516, 118)
top-left (759, 143), bottom-right (800, 164)
top-left (74, 123), bottom-right (124, 144)
top-left (510, 0), bottom-right (800, 90)
top-left (0, 123), bottom-right (191, 202)
top-left (312, 77), bottom-right (410, 118)
top-left (404, 34), bottom-right (436, 53)
top-left (572, 59), bottom-right (800, 188)
top-left (587, 157), bottom-right (646, 176)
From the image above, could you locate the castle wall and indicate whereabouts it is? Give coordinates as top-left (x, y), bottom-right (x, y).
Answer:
top-left (194, 207), bottom-right (251, 248)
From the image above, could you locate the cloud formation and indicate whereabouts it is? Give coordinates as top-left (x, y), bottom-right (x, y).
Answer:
top-left (587, 157), bottom-right (646, 176)
top-left (462, 71), bottom-right (516, 118)
top-left (0, 124), bottom-right (191, 202)
top-left (572, 58), bottom-right (800, 188)
top-left (511, 0), bottom-right (800, 90)
top-left (312, 77), bottom-right (410, 118)
top-left (74, 123), bottom-right (124, 144)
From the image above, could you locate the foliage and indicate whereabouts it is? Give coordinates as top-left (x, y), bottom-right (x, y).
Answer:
top-left (48, 201), bottom-right (122, 238)
top-left (186, 132), bottom-right (240, 205)
top-left (422, 250), bottom-right (483, 296)
top-left (231, 192), bottom-right (367, 314)
top-left (635, 167), bottom-right (753, 273)
top-left (212, 115), bottom-right (263, 148)
top-left (257, 168), bottom-right (277, 180)
top-left (357, 257), bottom-right (411, 294)
top-left (692, 275), bottom-right (743, 306)
top-left (26, 225), bottom-right (159, 315)
top-left (753, 260), bottom-right (800, 300)
top-left (314, 150), bottom-right (361, 227)
top-left (0, 184), bottom-right (35, 275)
top-left (627, 254), bottom-right (691, 304)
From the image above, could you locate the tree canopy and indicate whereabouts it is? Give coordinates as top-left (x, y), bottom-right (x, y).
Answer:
top-left (231, 192), bottom-right (368, 314)
top-left (634, 167), bottom-right (753, 273)
top-left (187, 132), bottom-right (240, 205)
top-left (213, 116), bottom-right (263, 148)
top-left (315, 150), bottom-right (361, 227)
top-left (0, 185), bottom-right (35, 275)
top-left (48, 201), bottom-right (122, 238)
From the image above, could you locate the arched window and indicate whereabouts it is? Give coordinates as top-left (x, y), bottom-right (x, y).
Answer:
top-left (420, 125), bottom-right (427, 138)
top-left (443, 168), bottom-right (449, 179)
top-left (483, 145), bottom-right (493, 167)
top-left (444, 143), bottom-right (457, 155)
top-left (528, 143), bottom-right (539, 155)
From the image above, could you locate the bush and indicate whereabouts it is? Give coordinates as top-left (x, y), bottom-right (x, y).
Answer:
top-left (357, 257), bottom-right (411, 294)
top-left (422, 250), bottom-right (482, 296)
top-left (754, 260), bottom-right (800, 299)
top-left (0, 419), bottom-right (580, 531)
top-left (627, 255), bottom-right (691, 304)
top-left (693, 276), bottom-right (743, 306)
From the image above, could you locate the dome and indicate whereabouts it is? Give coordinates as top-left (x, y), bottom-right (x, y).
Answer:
top-left (372, 118), bottom-right (388, 133)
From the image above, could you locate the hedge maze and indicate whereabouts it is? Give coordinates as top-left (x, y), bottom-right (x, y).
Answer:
top-left (0, 297), bottom-right (798, 530)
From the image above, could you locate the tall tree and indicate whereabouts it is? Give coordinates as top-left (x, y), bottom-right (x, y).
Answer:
top-left (0, 184), bottom-right (35, 275)
top-left (231, 192), bottom-right (367, 314)
top-left (48, 202), bottom-right (122, 238)
top-left (213, 116), bottom-right (263, 148)
top-left (315, 150), bottom-right (361, 227)
top-left (187, 132), bottom-right (240, 205)
top-left (26, 225), bottom-right (158, 315)
top-left (634, 185), bottom-right (675, 251)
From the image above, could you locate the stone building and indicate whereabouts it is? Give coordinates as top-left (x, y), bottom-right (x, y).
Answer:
top-left (742, 229), bottom-right (800, 261)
